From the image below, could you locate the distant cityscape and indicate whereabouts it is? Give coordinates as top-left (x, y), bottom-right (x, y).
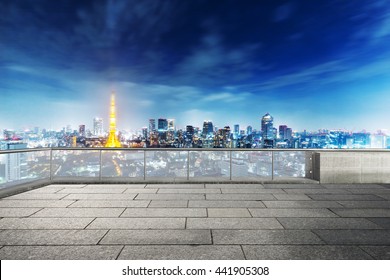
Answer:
top-left (1, 113), bottom-right (389, 151)
top-left (1, 92), bottom-right (389, 151)
top-left (1, 92), bottom-right (389, 186)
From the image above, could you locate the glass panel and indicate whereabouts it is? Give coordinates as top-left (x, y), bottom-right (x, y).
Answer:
top-left (189, 151), bottom-right (230, 179)
top-left (273, 151), bottom-right (306, 177)
top-left (0, 150), bottom-right (50, 189)
top-left (145, 150), bottom-right (187, 178)
top-left (51, 150), bottom-right (100, 178)
top-left (232, 151), bottom-right (272, 179)
top-left (101, 150), bottom-right (144, 178)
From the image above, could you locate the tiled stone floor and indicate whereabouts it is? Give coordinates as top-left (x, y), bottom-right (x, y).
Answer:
top-left (0, 183), bottom-right (389, 260)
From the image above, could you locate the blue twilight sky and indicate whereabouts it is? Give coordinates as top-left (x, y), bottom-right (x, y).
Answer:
top-left (1, 0), bottom-right (390, 132)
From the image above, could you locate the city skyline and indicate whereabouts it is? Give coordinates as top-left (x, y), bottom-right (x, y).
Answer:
top-left (1, 0), bottom-right (390, 132)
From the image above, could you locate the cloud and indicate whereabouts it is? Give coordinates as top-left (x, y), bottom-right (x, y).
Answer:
top-left (202, 92), bottom-right (252, 103)
top-left (273, 3), bottom-right (294, 22)
top-left (174, 33), bottom-right (262, 86)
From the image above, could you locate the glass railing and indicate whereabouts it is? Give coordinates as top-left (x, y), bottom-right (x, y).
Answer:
top-left (0, 148), bottom-right (312, 189)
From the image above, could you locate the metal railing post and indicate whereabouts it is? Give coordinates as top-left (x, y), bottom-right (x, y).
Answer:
top-left (144, 150), bottom-right (146, 180)
top-left (49, 149), bottom-right (53, 181)
top-left (229, 150), bottom-right (232, 180)
top-left (271, 151), bottom-right (274, 180)
top-left (99, 149), bottom-right (102, 181)
top-left (187, 151), bottom-right (190, 180)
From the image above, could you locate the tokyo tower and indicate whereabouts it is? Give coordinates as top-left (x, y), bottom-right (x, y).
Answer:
top-left (105, 92), bottom-right (122, 148)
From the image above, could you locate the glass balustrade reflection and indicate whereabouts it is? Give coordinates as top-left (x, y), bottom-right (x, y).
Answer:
top-left (189, 151), bottom-right (230, 180)
top-left (101, 150), bottom-right (144, 178)
top-left (273, 151), bottom-right (306, 178)
top-left (145, 150), bottom-right (187, 179)
top-left (0, 150), bottom-right (50, 189)
top-left (51, 149), bottom-right (100, 178)
top-left (231, 151), bottom-right (272, 179)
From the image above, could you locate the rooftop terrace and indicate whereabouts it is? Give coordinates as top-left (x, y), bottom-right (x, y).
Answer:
top-left (0, 182), bottom-right (389, 260)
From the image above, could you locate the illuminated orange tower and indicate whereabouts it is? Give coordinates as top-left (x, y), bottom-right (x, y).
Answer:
top-left (105, 91), bottom-right (122, 148)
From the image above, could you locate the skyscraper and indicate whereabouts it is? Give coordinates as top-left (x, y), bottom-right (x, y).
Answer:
top-left (149, 119), bottom-right (156, 133)
top-left (105, 92), bottom-right (121, 148)
top-left (167, 119), bottom-right (175, 131)
top-left (158, 118), bottom-right (168, 132)
top-left (93, 117), bottom-right (103, 136)
top-left (202, 120), bottom-right (214, 138)
top-left (261, 113), bottom-right (274, 148)
top-left (279, 125), bottom-right (288, 140)
top-left (79, 125), bottom-right (86, 137)
top-left (234, 124), bottom-right (239, 136)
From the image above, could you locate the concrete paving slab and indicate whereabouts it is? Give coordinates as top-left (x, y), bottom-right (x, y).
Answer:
top-left (0, 200), bottom-right (75, 208)
top-left (308, 194), bottom-right (385, 201)
top-left (284, 189), bottom-right (351, 194)
top-left (187, 218), bottom-right (283, 229)
top-left (0, 245), bottom-right (123, 260)
top-left (360, 246), bottom-right (390, 260)
top-left (263, 184), bottom-right (322, 189)
top-left (158, 189), bottom-right (221, 194)
top-left (23, 188), bottom-right (63, 194)
top-left (146, 184), bottom-right (205, 189)
top-left (87, 218), bottom-right (185, 229)
top-left (45, 184), bottom-right (87, 188)
top-left (31, 208), bottom-right (125, 218)
top-left (148, 200), bottom-right (188, 208)
top-left (85, 184), bottom-right (146, 188)
top-left (313, 229), bottom-right (390, 245)
top-left (213, 230), bottom-right (324, 245)
top-left (322, 184), bottom-right (385, 189)
top-left (347, 189), bottom-right (390, 194)
top-left (0, 208), bottom-right (42, 217)
top-left (367, 218), bottom-right (390, 229)
top-left (242, 245), bottom-right (373, 260)
top-left (206, 184), bottom-right (264, 189)
top-left (273, 194), bottom-right (312, 200)
top-left (249, 208), bottom-right (337, 217)
top-left (206, 194), bottom-right (275, 201)
top-left (121, 208), bottom-right (206, 217)
top-left (208, 208), bottom-right (252, 217)
top-left (136, 194), bottom-right (206, 200)
top-left (69, 200), bottom-right (150, 208)
top-left (263, 201), bottom-right (342, 208)
top-left (118, 245), bottom-right (245, 260)
top-left (189, 200), bottom-right (265, 208)
top-left (277, 218), bottom-right (381, 229)
top-left (336, 201), bottom-right (390, 208)
top-left (0, 229), bottom-right (108, 245)
top-left (63, 194), bottom-right (137, 200)
top-left (123, 189), bottom-right (158, 194)
top-left (330, 208), bottom-right (390, 217)
top-left (100, 230), bottom-right (212, 245)
top-left (3, 193), bottom-right (69, 200)
top-left (378, 194), bottom-right (390, 200)
top-left (221, 189), bottom-right (285, 194)
top-left (57, 188), bottom-right (126, 194)
top-left (0, 217), bottom-right (94, 229)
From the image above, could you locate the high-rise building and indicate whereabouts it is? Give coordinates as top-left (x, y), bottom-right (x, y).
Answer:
top-left (158, 118), bottom-right (168, 132)
top-left (167, 119), bottom-right (175, 131)
top-left (105, 92), bottom-right (122, 148)
top-left (234, 124), bottom-right (239, 136)
top-left (286, 128), bottom-right (292, 141)
top-left (202, 120), bottom-right (214, 138)
top-left (79, 125), bottom-right (86, 137)
top-left (261, 113), bottom-right (274, 148)
top-left (246, 126), bottom-right (253, 135)
top-left (93, 117), bottom-right (103, 136)
top-left (279, 125), bottom-right (287, 140)
top-left (149, 119), bottom-right (156, 133)
top-left (141, 127), bottom-right (148, 139)
top-left (186, 125), bottom-right (194, 140)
